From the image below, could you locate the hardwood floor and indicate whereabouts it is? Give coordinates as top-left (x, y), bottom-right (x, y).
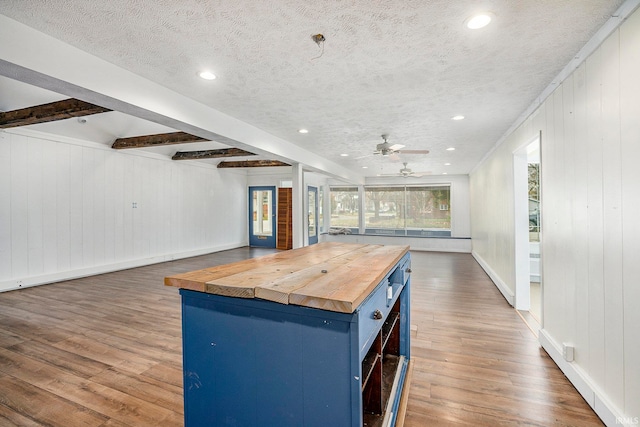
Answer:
top-left (403, 252), bottom-right (602, 427)
top-left (0, 248), bottom-right (602, 426)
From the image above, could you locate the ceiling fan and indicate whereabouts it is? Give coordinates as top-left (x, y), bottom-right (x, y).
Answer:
top-left (379, 162), bottom-right (431, 178)
top-left (373, 134), bottom-right (430, 157)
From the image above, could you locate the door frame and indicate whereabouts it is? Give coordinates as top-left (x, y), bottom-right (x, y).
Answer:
top-left (512, 134), bottom-right (541, 313)
top-left (248, 186), bottom-right (276, 248)
top-left (308, 186), bottom-right (318, 245)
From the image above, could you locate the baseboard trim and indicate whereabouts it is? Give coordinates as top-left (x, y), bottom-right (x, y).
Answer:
top-left (471, 250), bottom-right (514, 306)
top-left (539, 329), bottom-right (632, 427)
top-left (0, 242), bottom-right (246, 293)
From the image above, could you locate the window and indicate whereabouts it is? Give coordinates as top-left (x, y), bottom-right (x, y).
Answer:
top-left (364, 185), bottom-right (451, 237)
top-left (364, 187), bottom-right (405, 235)
top-left (329, 187), bottom-right (359, 231)
top-left (318, 187), bottom-right (324, 233)
top-left (331, 185), bottom-right (451, 236)
top-left (405, 186), bottom-right (450, 236)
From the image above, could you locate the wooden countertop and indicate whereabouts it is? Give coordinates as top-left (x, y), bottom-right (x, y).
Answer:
top-left (165, 242), bottom-right (409, 313)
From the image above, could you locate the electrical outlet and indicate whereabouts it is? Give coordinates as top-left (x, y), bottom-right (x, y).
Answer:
top-left (562, 343), bottom-right (574, 362)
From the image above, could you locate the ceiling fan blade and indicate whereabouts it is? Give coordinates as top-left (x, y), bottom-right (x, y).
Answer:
top-left (389, 153), bottom-right (401, 162)
top-left (388, 144), bottom-right (405, 151)
top-left (396, 149), bottom-right (430, 154)
top-left (410, 171), bottom-right (432, 177)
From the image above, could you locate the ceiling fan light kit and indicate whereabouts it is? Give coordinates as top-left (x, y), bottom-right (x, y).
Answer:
top-left (372, 134), bottom-right (429, 157)
top-left (378, 162), bottom-right (431, 178)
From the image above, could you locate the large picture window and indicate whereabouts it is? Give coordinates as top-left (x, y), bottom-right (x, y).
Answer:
top-left (330, 185), bottom-right (451, 236)
top-left (365, 185), bottom-right (451, 237)
top-left (364, 187), bottom-right (405, 234)
top-left (329, 187), bottom-right (359, 232)
top-left (405, 186), bottom-right (450, 236)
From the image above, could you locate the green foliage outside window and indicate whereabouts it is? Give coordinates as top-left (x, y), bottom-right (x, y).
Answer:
top-left (330, 185), bottom-right (451, 235)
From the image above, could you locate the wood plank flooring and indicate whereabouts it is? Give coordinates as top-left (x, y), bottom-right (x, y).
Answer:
top-left (0, 248), bottom-right (602, 426)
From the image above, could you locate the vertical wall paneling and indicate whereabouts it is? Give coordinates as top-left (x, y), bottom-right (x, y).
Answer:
top-left (542, 89), bottom-right (566, 339)
top-left (0, 132), bottom-right (11, 279)
top-left (56, 143), bottom-right (71, 272)
top-left (1, 129), bottom-right (247, 292)
top-left (470, 7), bottom-right (640, 422)
top-left (600, 31), bottom-right (625, 406)
top-left (169, 163), bottom-right (180, 253)
top-left (68, 144), bottom-right (84, 270)
top-left (122, 155), bottom-right (134, 260)
top-left (103, 151), bottom-right (116, 264)
top-left (131, 156), bottom-right (142, 258)
top-left (41, 141), bottom-right (58, 274)
top-left (10, 134), bottom-right (29, 279)
top-left (619, 8), bottom-right (640, 417)
top-left (571, 62), bottom-right (590, 369)
top-left (584, 45), bottom-right (606, 388)
top-left (93, 149), bottom-right (106, 266)
top-left (81, 146), bottom-right (95, 267)
top-left (562, 76), bottom-right (577, 347)
top-left (157, 161), bottom-right (167, 255)
top-left (26, 138), bottom-right (44, 276)
top-left (113, 152), bottom-right (125, 262)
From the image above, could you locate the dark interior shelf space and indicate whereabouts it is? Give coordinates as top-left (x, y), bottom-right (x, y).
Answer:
top-left (362, 354), bottom-right (401, 427)
top-left (381, 311), bottom-right (400, 351)
top-left (361, 351), bottom-right (382, 391)
top-left (362, 292), bottom-right (404, 424)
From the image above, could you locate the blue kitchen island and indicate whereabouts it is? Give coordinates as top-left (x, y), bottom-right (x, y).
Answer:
top-left (165, 242), bottom-right (411, 427)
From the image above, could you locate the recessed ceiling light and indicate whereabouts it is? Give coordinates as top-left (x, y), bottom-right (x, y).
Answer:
top-left (445, 163), bottom-right (451, 166)
top-left (442, 172), bottom-right (448, 175)
top-left (298, 129), bottom-right (309, 134)
top-left (446, 147), bottom-right (456, 151)
top-left (340, 153), bottom-right (349, 157)
top-left (451, 115), bottom-right (465, 121)
top-left (198, 70), bottom-right (217, 80)
top-left (362, 166), bottom-right (368, 169)
top-left (466, 13), bottom-right (492, 29)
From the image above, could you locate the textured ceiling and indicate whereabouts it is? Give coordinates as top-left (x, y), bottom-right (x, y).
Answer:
top-left (0, 0), bottom-right (626, 177)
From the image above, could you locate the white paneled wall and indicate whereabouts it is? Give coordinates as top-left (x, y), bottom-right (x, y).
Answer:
top-left (0, 129), bottom-right (248, 292)
top-left (470, 7), bottom-right (640, 425)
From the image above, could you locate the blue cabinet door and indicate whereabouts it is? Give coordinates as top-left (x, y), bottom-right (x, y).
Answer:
top-left (180, 292), bottom-right (359, 427)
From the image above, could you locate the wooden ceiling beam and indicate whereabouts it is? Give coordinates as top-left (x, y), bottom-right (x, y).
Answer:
top-left (0, 98), bottom-right (111, 128)
top-left (217, 160), bottom-right (290, 168)
top-left (112, 132), bottom-right (208, 149)
top-left (172, 148), bottom-right (256, 160)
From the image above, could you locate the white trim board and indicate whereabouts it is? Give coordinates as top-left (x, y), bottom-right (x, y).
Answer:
top-left (471, 250), bottom-right (515, 306)
top-left (0, 242), bottom-right (247, 293)
top-left (539, 329), bottom-right (634, 427)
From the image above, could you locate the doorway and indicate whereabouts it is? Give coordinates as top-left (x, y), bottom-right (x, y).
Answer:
top-left (308, 186), bottom-right (318, 245)
top-left (249, 186), bottom-right (276, 248)
top-left (513, 136), bottom-right (541, 328)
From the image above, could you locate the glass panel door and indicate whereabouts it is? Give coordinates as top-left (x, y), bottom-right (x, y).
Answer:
top-left (249, 186), bottom-right (276, 248)
top-left (308, 186), bottom-right (318, 245)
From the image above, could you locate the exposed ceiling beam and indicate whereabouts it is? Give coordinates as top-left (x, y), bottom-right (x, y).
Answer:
top-left (112, 131), bottom-right (208, 149)
top-left (217, 160), bottom-right (290, 168)
top-left (0, 15), bottom-right (364, 183)
top-left (172, 147), bottom-right (256, 160)
top-left (0, 98), bottom-right (110, 128)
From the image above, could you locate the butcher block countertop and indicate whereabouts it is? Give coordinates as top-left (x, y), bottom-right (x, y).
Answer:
top-left (164, 242), bottom-right (409, 313)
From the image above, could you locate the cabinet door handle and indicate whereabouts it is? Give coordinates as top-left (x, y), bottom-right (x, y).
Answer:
top-left (373, 309), bottom-right (383, 320)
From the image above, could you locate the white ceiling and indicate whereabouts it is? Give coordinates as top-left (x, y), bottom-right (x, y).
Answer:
top-left (0, 1), bottom-right (628, 179)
